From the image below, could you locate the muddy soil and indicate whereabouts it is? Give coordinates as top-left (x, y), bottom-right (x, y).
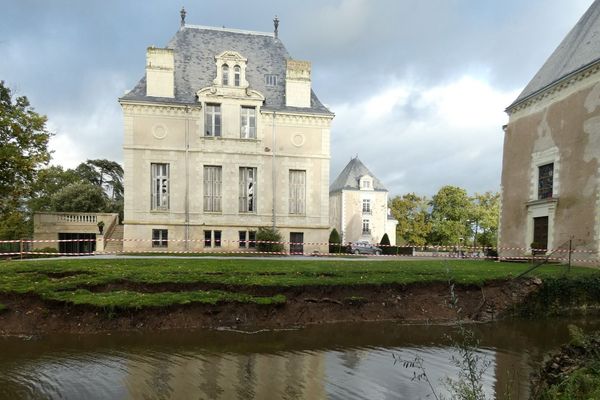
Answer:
top-left (0, 278), bottom-right (542, 335)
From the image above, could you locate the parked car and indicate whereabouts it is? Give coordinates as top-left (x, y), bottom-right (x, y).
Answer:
top-left (348, 241), bottom-right (382, 255)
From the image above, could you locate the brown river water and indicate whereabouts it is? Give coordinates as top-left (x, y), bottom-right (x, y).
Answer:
top-left (1, 318), bottom-right (599, 399)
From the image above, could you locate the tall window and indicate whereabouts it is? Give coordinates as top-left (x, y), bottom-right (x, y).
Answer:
top-left (151, 163), bottom-right (169, 210)
top-left (204, 230), bottom-right (212, 247)
top-left (240, 107), bottom-right (256, 139)
top-left (222, 65), bottom-right (229, 86)
top-left (152, 229), bottom-right (168, 248)
top-left (239, 167), bottom-right (257, 212)
top-left (214, 230), bottom-right (222, 248)
top-left (205, 104), bottom-right (221, 137)
top-left (239, 231), bottom-right (247, 248)
top-left (538, 163), bottom-right (554, 199)
top-left (234, 65), bottom-right (241, 86)
top-left (362, 199), bottom-right (371, 214)
top-left (362, 219), bottom-right (370, 234)
top-left (289, 170), bottom-right (306, 214)
top-left (203, 166), bottom-right (222, 212)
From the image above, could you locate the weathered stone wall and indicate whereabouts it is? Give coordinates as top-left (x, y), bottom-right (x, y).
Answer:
top-left (500, 69), bottom-right (600, 262)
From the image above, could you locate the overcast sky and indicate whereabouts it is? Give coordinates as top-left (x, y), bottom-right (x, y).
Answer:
top-left (0, 0), bottom-right (595, 196)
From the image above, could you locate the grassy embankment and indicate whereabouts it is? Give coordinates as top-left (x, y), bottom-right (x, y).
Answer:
top-left (532, 328), bottom-right (600, 399)
top-left (0, 258), bottom-right (598, 310)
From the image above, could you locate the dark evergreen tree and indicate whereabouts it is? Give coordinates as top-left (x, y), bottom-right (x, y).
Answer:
top-left (329, 228), bottom-right (341, 253)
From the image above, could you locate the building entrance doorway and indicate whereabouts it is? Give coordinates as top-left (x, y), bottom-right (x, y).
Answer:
top-left (58, 233), bottom-right (96, 254)
top-left (290, 232), bottom-right (304, 254)
top-left (533, 216), bottom-right (549, 251)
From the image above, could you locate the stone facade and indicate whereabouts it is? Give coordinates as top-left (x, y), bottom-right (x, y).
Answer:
top-left (499, 1), bottom-right (600, 263)
top-left (329, 157), bottom-right (397, 245)
top-left (119, 22), bottom-right (333, 253)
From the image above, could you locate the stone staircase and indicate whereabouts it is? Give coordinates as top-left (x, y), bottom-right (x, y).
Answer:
top-left (104, 224), bottom-right (124, 254)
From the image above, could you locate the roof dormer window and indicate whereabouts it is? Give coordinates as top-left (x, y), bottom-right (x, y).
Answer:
top-left (214, 51), bottom-right (249, 88)
top-left (222, 65), bottom-right (229, 86)
top-left (360, 176), bottom-right (373, 190)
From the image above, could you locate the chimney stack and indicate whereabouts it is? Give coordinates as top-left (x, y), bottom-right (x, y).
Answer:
top-left (285, 60), bottom-right (311, 108)
top-left (146, 47), bottom-right (175, 98)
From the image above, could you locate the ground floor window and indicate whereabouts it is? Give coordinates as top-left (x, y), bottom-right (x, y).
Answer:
top-left (238, 230), bottom-right (257, 248)
top-left (58, 233), bottom-right (96, 254)
top-left (204, 230), bottom-right (212, 247)
top-left (214, 230), bottom-right (222, 248)
top-left (152, 229), bottom-right (168, 248)
top-left (362, 219), bottom-right (370, 234)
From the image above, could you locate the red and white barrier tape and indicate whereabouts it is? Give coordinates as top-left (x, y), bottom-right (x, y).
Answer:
top-left (1, 238), bottom-right (598, 256)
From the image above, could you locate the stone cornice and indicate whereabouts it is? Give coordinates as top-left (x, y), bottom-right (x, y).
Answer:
top-left (123, 145), bottom-right (330, 159)
top-left (261, 110), bottom-right (333, 127)
top-left (507, 61), bottom-right (600, 115)
top-left (120, 101), bottom-right (201, 116)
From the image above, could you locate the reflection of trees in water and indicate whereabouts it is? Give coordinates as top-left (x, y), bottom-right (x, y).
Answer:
top-left (236, 354), bottom-right (256, 399)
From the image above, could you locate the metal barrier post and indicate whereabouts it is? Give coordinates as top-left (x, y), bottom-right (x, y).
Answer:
top-left (19, 239), bottom-right (23, 260)
top-left (568, 239), bottom-right (572, 272)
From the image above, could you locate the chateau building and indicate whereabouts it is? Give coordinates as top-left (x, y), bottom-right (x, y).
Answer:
top-left (329, 157), bottom-right (397, 245)
top-left (119, 11), bottom-right (334, 253)
top-left (499, 0), bottom-right (600, 263)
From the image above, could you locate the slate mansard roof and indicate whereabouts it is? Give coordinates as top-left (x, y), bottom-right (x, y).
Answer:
top-left (121, 25), bottom-right (332, 116)
top-left (330, 157), bottom-right (388, 193)
top-left (509, 0), bottom-right (600, 109)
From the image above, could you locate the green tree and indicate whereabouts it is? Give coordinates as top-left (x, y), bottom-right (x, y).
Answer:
top-left (76, 159), bottom-right (124, 200)
top-left (28, 166), bottom-right (81, 212)
top-left (429, 186), bottom-right (471, 246)
top-left (390, 193), bottom-right (432, 246)
top-left (0, 210), bottom-right (31, 240)
top-left (379, 233), bottom-right (395, 255)
top-left (329, 228), bottom-right (341, 254)
top-left (470, 191), bottom-right (500, 248)
top-left (51, 182), bottom-right (106, 213)
top-left (0, 81), bottom-right (52, 216)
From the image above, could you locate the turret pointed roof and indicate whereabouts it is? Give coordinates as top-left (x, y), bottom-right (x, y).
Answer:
top-left (508, 0), bottom-right (600, 110)
top-left (330, 157), bottom-right (387, 193)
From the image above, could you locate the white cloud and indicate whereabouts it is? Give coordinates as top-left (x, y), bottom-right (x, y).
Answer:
top-left (330, 75), bottom-right (520, 196)
top-left (46, 72), bottom-right (126, 169)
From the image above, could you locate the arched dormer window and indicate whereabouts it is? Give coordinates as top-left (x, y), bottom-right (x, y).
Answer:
top-left (222, 65), bottom-right (229, 86)
top-left (214, 51), bottom-right (249, 88)
top-left (234, 65), bottom-right (241, 86)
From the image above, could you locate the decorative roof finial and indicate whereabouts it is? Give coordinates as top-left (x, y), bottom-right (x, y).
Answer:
top-left (273, 15), bottom-right (279, 39)
top-left (180, 7), bottom-right (187, 28)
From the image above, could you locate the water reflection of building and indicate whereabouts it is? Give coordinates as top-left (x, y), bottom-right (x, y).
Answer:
top-left (124, 352), bottom-right (325, 399)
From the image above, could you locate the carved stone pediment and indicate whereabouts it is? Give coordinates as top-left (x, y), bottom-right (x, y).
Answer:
top-left (196, 86), bottom-right (265, 102)
top-left (215, 50), bottom-right (248, 63)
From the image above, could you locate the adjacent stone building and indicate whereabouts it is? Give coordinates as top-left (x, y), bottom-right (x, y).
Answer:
top-left (119, 13), bottom-right (334, 253)
top-left (499, 0), bottom-right (600, 262)
top-left (329, 157), bottom-right (397, 245)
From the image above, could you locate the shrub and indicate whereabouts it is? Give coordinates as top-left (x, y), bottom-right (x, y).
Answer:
top-left (329, 228), bottom-right (342, 254)
top-left (380, 233), bottom-right (393, 255)
top-left (28, 247), bottom-right (59, 259)
top-left (256, 227), bottom-right (284, 253)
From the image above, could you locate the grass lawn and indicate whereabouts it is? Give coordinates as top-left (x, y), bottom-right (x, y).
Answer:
top-left (0, 258), bottom-right (596, 309)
